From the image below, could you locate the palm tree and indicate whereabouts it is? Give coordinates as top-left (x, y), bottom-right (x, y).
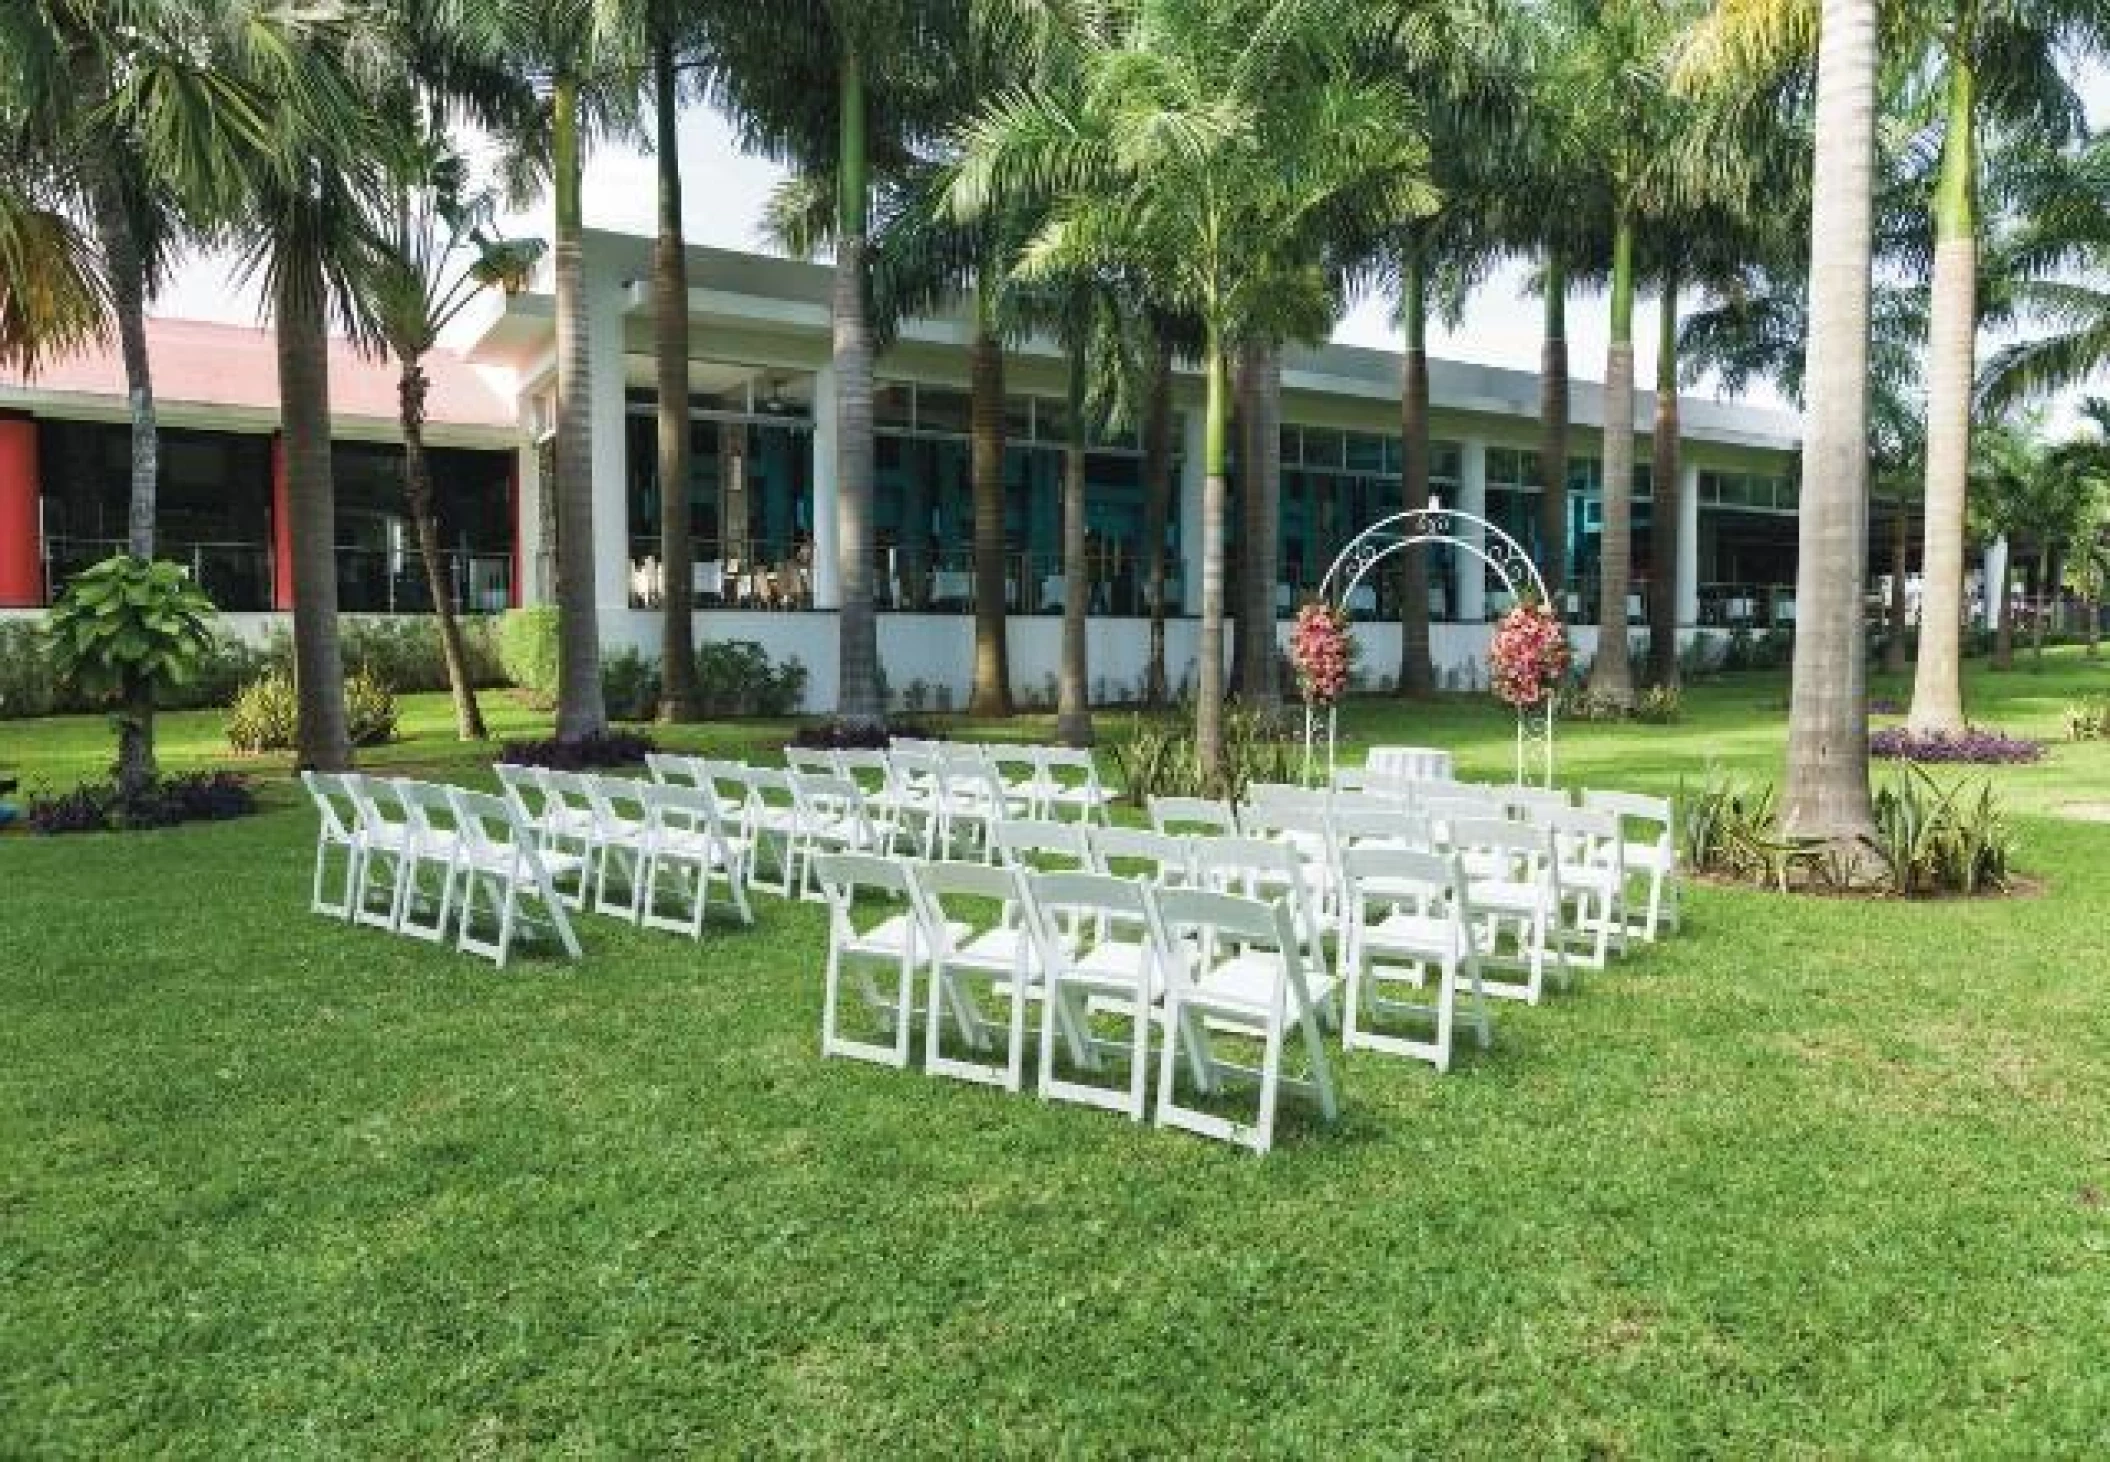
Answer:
top-left (1900, 2), bottom-right (2105, 735)
top-left (0, 159), bottom-right (104, 376)
top-left (952, 0), bottom-right (1433, 779)
top-left (711, 1), bottom-right (966, 729)
top-left (364, 142), bottom-right (545, 742)
top-left (649, 2), bottom-right (704, 722)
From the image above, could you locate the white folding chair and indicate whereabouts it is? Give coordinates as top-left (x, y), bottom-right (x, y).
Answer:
top-left (725, 764), bottom-right (805, 897)
top-left (1499, 785), bottom-right (1574, 824)
top-left (643, 751), bottom-right (705, 788)
top-left (533, 769), bottom-right (608, 909)
top-left (1037, 746), bottom-right (1115, 825)
top-left (910, 859), bottom-right (1041, 1092)
top-left (638, 782), bottom-right (755, 937)
top-left (1245, 781), bottom-right (1332, 815)
top-left (581, 774), bottom-right (653, 922)
top-left (785, 746), bottom-right (842, 779)
top-left (393, 778), bottom-right (467, 943)
top-left (842, 747), bottom-right (939, 857)
top-left (446, 788), bottom-right (583, 967)
top-left (1026, 871), bottom-right (1173, 1121)
top-left (300, 771), bottom-right (361, 921)
top-left (1088, 825), bottom-right (1196, 887)
top-left (1148, 795), bottom-right (1238, 838)
top-left (1443, 817), bottom-right (1570, 1004)
top-left (1236, 803), bottom-right (1341, 915)
top-left (1340, 847), bottom-right (1491, 1072)
top-left (789, 771), bottom-right (899, 898)
top-left (1191, 834), bottom-right (1334, 983)
top-left (812, 851), bottom-right (933, 1069)
top-left (344, 773), bottom-right (416, 932)
top-left (1583, 790), bottom-right (1681, 939)
top-left (1153, 887), bottom-right (1340, 1155)
top-left (932, 750), bottom-right (1023, 862)
top-left (986, 747), bottom-right (1049, 819)
top-left (1549, 806), bottom-right (1627, 970)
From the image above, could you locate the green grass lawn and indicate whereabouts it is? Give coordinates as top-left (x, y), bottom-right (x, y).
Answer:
top-left (5, 655), bottom-right (2110, 1453)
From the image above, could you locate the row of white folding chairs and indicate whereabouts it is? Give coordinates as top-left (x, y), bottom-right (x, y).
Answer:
top-left (303, 771), bottom-right (581, 968)
top-left (490, 764), bottom-right (759, 936)
top-left (811, 852), bottom-right (1346, 1154)
top-left (1171, 781), bottom-right (1681, 945)
top-left (638, 754), bottom-right (899, 897)
top-left (793, 742), bottom-right (1122, 831)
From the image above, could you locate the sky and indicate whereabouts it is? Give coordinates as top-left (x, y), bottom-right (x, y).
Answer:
top-left (151, 73), bottom-right (2110, 423)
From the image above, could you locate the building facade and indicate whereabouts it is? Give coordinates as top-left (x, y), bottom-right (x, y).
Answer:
top-left (3, 233), bottom-right (1832, 710)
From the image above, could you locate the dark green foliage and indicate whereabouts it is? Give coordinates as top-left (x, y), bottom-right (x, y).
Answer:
top-left (496, 729), bottom-right (658, 770)
top-left (598, 647), bottom-right (661, 722)
top-left (226, 670), bottom-right (397, 752)
top-left (693, 641), bottom-right (808, 717)
top-left (498, 606), bottom-right (563, 705)
top-left (23, 770), bottom-right (256, 834)
top-left (1108, 702), bottom-right (1299, 803)
top-left (46, 556), bottom-right (217, 708)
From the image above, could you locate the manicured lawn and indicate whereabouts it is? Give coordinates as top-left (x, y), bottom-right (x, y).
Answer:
top-left (5, 655), bottom-right (2110, 1452)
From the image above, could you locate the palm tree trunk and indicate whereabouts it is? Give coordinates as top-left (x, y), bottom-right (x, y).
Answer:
top-left (1140, 330), bottom-right (1174, 706)
top-left (1907, 55), bottom-right (1977, 736)
top-left (552, 73), bottom-right (607, 741)
top-left (1884, 496), bottom-right (1909, 675)
top-left (1649, 276), bottom-right (1681, 689)
top-left (1245, 345), bottom-right (1282, 709)
top-left (833, 52), bottom-right (882, 727)
top-left (1398, 250), bottom-right (1434, 697)
top-left (2036, 544), bottom-right (2053, 663)
top-left (1588, 213), bottom-right (1637, 709)
top-left (1781, 0), bottom-right (1878, 850)
top-left (1057, 330), bottom-right (1092, 745)
top-left (1197, 339), bottom-right (1231, 782)
top-left (399, 360), bottom-right (487, 741)
top-left (654, 31), bottom-right (699, 723)
top-left (1539, 253), bottom-right (1570, 600)
top-left (277, 248), bottom-right (350, 771)
top-left (1233, 347), bottom-right (1259, 697)
top-left (90, 181), bottom-right (157, 560)
top-left (968, 318), bottom-right (1012, 716)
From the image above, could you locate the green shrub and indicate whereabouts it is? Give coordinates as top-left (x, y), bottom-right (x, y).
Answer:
top-left (226, 669), bottom-right (397, 752)
top-left (2066, 694), bottom-right (2110, 742)
top-left (334, 616), bottom-right (504, 693)
top-left (694, 640), bottom-right (807, 716)
top-left (1108, 702), bottom-right (1299, 804)
top-left (499, 607), bottom-right (562, 704)
top-left (1872, 766), bottom-right (2013, 897)
top-left (601, 647), bottom-right (662, 721)
top-left (1632, 684), bottom-right (1683, 724)
top-left (0, 618), bottom-right (58, 719)
top-left (1552, 686), bottom-right (1629, 723)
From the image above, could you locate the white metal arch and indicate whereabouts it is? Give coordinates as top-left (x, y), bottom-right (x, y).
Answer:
top-left (1303, 501), bottom-right (1558, 787)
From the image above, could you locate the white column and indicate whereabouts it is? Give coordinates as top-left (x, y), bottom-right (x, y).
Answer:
top-left (1984, 538), bottom-right (2008, 630)
top-left (589, 264), bottom-right (634, 626)
top-left (1178, 404), bottom-right (1206, 615)
top-left (1455, 437), bottom-right (1488, 623)
top-left (810, 364), bottom-right (841, 609)
top-left (1676, 461), bottom-right (1701, 626)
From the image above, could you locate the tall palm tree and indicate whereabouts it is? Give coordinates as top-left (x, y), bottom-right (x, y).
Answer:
top-left (711, 0), bottom-right (966, 729)
top-left (364, 142), bottom-right (545, 742)
top-left (1900, 2), bottom-right (2104, 735)
top-left (0, 158), bottom-right (104, 376)
top-left (951, 0), bottom-right (1434, 779)
top-left (650, 1), bottom-right (704, 722)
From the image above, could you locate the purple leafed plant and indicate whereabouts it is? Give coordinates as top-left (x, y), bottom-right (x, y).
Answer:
top-left (498, 730), bottom-right (659, 771)
top-left (1868, 726), bottom-right (2044, 765)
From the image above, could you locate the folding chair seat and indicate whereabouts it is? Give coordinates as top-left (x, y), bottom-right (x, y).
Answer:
top-left (1548, 806), bottom-right (1626, 970)
top-left (1037, 746), bottom-right (1115, 825)
top-left (1340, 847), bottom-right (1491, 1071)
top-left (445, 789), bottom-right (583, 967)
top-left (1582, 789), bottom-right (1680, 939)
top-left (393, 778), bottom-right (469, 942)
top-left (1442, 817), bottom-right (1569, 1004)
top-left (1089, 825), bottom-right (1196, 887)
top-left (638, 783), bottom-right (755, 937)
top-left (579, 774), bottom-right (654, 922)
top-left (344, 774), bottom-right (416, 932)
top-left (1148, 794), bottom-right (1238, 838)
top-left (910, 859), bottom-right (1042, 1092)
top-left (300, 771), bottom-right (361, 920)
top-left (991, 817), bottom-right (1099, 874)
top-left (812, 852), bottom-right (953, 1068)
top-left (1026, 871), bottom-right (1174, 1121)
top-left (1153, 887), bottom-right (1340, 1154)
top-left (1191, 834), bottom-right (1335, 981)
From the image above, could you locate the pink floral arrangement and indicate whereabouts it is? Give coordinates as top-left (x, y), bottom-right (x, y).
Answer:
top-left (1490, 601), bottom-right (1570, 709)
top-left (1290, 601), bottom-right (1354, 706)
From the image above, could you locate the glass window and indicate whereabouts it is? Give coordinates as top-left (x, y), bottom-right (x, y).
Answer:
top-left (1346, 431), bottom-right (1387, 473)
top-left (917, 386), bottom-right (970, 436)
top-left (1430, 441), bottom-right (1462, 485)
top-left (1279, 425), bottom-right (1303, 465)
top-left (1302, 427), bottom-right (1344, 470)
top-left (1036, 394), bottom-right (1070, 444)
top-left (874, 382), bottom-right (914, 430)
top-left (1004, 395), bottom-right (1033, 440)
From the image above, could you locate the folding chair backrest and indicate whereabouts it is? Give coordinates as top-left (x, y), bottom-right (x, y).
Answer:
top-left (344, 772), bottom-right (410, 838)
top-left (1446, 815), bottom-right (1553, 871)
top-left (536, 768), bottom-right (600, 826)
top-left (1191, 833), bottom-right (1309, 895)
top-left (1549, 806), bottom-right (1622, 862)
top-left (1583, 789), bottom-right (1674, 842)
top-left (1500, 785), bottom-right (1573, 823)
top-left (832, 747), bottom-right (895, 797)
top-left (1343, 845), bottom-right (1463, 911)
top-left (986, 747), bottom-right (1042, 785)
top-left (643, 780), bottom-right (732, 839)
top-left (1038, 744), bottom-right (1106, 792)
top-left (1153, 885), bottom-right (1308, 1006)
top-left (492, 761), bottom-right (549, 814)
top-left (1149, 795), bottom-right (1238, 837)
top-left (991, 818), bottom-right (1096, 871)
top-left (1238, 802), bottom-right (1333, 845)
top-left (1329, 805), bottom-right (1431, 850)
top-left (910, 858), bottom-right (1026, 953)
top-left (1331, 765), bottom-right (1370, 792)
top-left (1089, 824), bottom-right (1195, 885)
top-left (582, 772), bottom-right (650, 831)
top-left (644, 752), bottom-right (699, 787)
top-left (811, 851), bottom-right (916, 938)
top-left (1246, 782), bottom-right (1330, 813)
top-left (393, 777), bottom-right (461, 843)
top-left (448, 786), bottom-right (530, 865)
top-left (786, 747), bottom-right (841, 778)
top-left (890, 737), bottom-right (941, 757)
top-left (302, 770), bottom-right (358, 842)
